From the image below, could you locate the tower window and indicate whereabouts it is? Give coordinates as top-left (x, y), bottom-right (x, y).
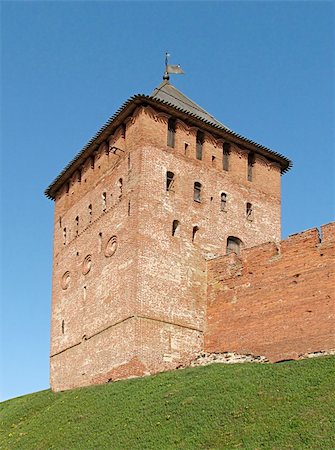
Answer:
top-left (246, 202), bottom-right (253, 220)
top-left (194, 182), bottom-right (202, 202)
top-left (248, 153), bottom-right (255, 181)
top-left (121, 123), bottom-right (126, 139)
top-left (192, 226), bottom-right (199, 242)
top-left (196, 131), bottom-right (204, 160)
top-left (221, 193), bottom-right (227, 211)
top-left (75, 216), bottom-right (79, 236)
top-left (226, 236), bottom-right (243, 255)
top-left (223, 143), bottom-right (230, 171)
top-left (166, 171), bottom-right (175, 191)
top-left (118, 178), bottom-right (123, 198)
top-left (102, 192), bottom-right (107, 211)
top-left (167, 118), bottom-right (176, 148)
top-left (172, 220), bottom-right (179, 236)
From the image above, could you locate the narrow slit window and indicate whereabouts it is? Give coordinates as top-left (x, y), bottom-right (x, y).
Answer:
top-left (75, 216), bottom-right (79, 236)
top-left (226, 236), bottom-right (242, 255)
top-left (167, 118), bottom-right (176, 148)
top-left (196, 131), bottom-right (204, 160)
top-left (88, 204), bottom-right (92, 222)
top-left (61, 320), bottom-right (65, 334)
top-left (118, 178), bottom-right (123, 198)
top-left (194, 182), bottom-right (202, 202)
top-left (223, 143), bottom-right (230, 171)
top-left (246, 202), bottom-right (253, 220)
top-left (248, 153), bottom-right (255, 181)
top-left (121, 123), bottom-right (126, 139)
top-left (172, 220), bottom-right (179, 236)
top-left (128, 201), bottom-right (131, 216)
top-left (102, 192), bottom-right (107, 211)
top-left (128, 153), bottom-right (131, 171)
top-left (192, 226), bottom-right (199, 242)
top-left (63, 227), bottom-right (67, 245)
top-left (166, 171), bottom-right (175, 191)
top-left (221, 193), bottom-right (227, 211)
top-left (98, 232), bottom-right (103, 253)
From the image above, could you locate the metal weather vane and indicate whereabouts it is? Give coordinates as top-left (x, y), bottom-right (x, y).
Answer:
top-left (163, 52), bottom-right (184, 80)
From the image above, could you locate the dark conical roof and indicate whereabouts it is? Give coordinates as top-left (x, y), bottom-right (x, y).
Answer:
top-left (150, 80), bottom-right (230, 130)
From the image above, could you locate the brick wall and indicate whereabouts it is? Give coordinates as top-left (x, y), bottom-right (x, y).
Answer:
top-left (50, 101), bottom-right (286, 391)
top-left (205, 223), bottom-right (335, 361)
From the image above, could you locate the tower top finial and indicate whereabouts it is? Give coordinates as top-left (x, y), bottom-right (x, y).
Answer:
top-left (163, 52), bottom-right (184, 81)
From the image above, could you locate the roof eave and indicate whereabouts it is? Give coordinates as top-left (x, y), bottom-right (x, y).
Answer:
top-left (45, 94), bottom-right (292, 200)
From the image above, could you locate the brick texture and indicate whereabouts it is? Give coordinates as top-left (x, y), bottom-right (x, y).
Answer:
top-left (205, 223), bottom-right (335, 361)
top-left (49, 100), bottom-right (333, 392)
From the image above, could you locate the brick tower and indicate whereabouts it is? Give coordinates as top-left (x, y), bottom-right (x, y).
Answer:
top-left (46, 80), bottom-right (291, 391)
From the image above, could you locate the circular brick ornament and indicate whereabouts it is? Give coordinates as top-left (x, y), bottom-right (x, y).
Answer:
top-left (82, 255), bottom-right (92, 275)
top-left (61, 271), bottom-right (71, 290)
top-left (105, 235), bottom-right (118, 257)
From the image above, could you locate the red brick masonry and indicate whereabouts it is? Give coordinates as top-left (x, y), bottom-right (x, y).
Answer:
top-left (205, 223), bottom-right (335, 361)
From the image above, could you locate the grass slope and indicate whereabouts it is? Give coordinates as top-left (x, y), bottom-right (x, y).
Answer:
top-left (1, 357), bottom-right (334, 449)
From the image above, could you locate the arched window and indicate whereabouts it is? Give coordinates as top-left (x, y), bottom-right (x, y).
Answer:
top-left (226, 236), bottom-right (243, 255)
top-left (192, 225), bottom-right (199, 242)
top-left (172, 220), bottom-right (179, 236)
top-left (221, 192), bottom-right (227, 211)
top-left (194, 182), bottom-right (202, 202)
top-left (167, 118), bottom-right (176, 148)
top-left (248, 153), bottom-right (255, 181)
top-left (166, 171), bottom-right (175, 191)
top-left (196, 131), bottom-right (204, 160)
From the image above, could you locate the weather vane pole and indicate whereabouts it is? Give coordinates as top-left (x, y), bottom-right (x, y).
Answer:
top-left (163, 52), bottom-right (184, 81)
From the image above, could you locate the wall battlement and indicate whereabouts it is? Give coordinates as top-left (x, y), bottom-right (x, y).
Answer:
top-left (205, 222), bottom-right (335, 362)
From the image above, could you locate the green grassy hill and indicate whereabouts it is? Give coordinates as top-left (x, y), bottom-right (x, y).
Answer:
top-left (1, 357), bottom-right (334, 449)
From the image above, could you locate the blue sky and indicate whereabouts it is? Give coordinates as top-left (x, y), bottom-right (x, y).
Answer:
top-left (1, 1), bottom-right (334, 402)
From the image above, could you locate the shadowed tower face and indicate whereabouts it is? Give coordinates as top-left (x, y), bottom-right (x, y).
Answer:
top-left (46, 80), bottom-right (291, 391)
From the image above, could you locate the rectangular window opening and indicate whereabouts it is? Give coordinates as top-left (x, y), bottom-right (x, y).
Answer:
top-left (166, 171), bottom-right (175, 191)
top-left (246, 202), bottom-right (253, 220)
top-left (223, 143), bottom-right (230, 171)
top-left (248, 153), bottom-right (255, 181)
top-left (167, 118), bottom-right (176, 148)
top-left (196, 131), bottom-right (204, 160)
